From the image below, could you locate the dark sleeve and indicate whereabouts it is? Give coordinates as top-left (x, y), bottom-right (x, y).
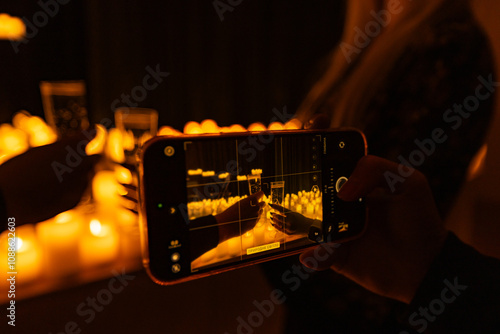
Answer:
top-left (189, 215), bottom-right (220, 260)
top-left (399, 233), bottom-right (500, 333)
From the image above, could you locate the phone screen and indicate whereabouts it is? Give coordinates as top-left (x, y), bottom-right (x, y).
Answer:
top-left (141, 130), bottom-right (366, 284)
top-left (184, 134), bottom-right (323, 272)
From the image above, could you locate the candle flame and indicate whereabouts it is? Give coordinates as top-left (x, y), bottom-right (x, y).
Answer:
top-left (115, 165), bottom-right (133, 184)
top-left (268, 122), bottom-right (285, 131)
top-left (15, 237), bottom-right (24, 252)
top-left (184, 121), bottom-right (203, 134)
top-left (55, 212), bottom-right (72, 224)
top-left (200, 119), bottom-right (219, 133)
top-left (248, 122), bottom-right (267, 132)
top-left (85, 124), bottom-right (107, 155)
top-left (89, 219), bottom-right (103, 236)
top-left (0, 13), bottom-right (25, 40)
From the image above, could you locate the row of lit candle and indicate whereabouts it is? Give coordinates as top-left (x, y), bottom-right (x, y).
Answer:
top-left (190, 190), bottom-right (323, 268)
top-left (0, 206), bottom-right (141, 287)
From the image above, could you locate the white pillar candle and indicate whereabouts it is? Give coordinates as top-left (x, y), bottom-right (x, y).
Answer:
top-left (36, 211), bottom-right (81, 278)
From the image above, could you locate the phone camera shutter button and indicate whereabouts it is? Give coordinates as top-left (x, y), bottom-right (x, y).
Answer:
top-left (336, 176), bottom-right (348, 192)
top-left (172, 264), bottom-right (181, 273)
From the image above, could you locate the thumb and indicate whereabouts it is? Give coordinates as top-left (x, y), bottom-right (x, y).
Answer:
top-left (299, 242), bottom-right (349, 271)
top-left (249, 190), bottom-right (264, 200)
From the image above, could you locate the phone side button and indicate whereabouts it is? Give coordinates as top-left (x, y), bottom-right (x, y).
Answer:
top-left (172, 263), bottom-right (181, 274)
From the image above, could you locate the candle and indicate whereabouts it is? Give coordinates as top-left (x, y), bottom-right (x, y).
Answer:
top-left (242, 231), bottom-right (254, 251)
top-left (0, 225), bottom-right (42, 285)
top-left (116, 209), bottom-right (141, 261)
top-left (215, 239), bottom-right (229, 259)
top-left (265, 223), bottom-right (278, 244)
top-left (79, 219), bottom-right (119, 267)
top-left (227, 236), bottom-right (241, 257)
top-left (36, 211), bottom-right (81, 278)
top-left (85, 124), bottom-right (107, 155)
top-left (183, 121), bottom-right (203, 134)
top-left (92, 170), bottom-right (121, 204)
top-left (253, 221), bottom-right (266, 246)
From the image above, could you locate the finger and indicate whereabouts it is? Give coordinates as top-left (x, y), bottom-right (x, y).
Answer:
top-left (270, 217), bottom-right (285, 232)
top-left (304, 113), bottom-right (331, 130)
top-left (337, 155), bottom-right (419, 201)
top-left (270, 212), bottom-right (285, 222)
top-left (269, 203), bottom-right (286, 214)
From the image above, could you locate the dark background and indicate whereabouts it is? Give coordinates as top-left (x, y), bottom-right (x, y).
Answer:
top-left (0, 2), bottom-right (345, 333)
top-left (0, 0), bottom-right (345, 129)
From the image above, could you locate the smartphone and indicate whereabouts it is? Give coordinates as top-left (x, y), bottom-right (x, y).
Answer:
top-left (139, 128), bottom-right (367, 285)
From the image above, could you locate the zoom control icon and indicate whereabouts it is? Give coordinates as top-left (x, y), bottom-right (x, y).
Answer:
top-left (335, 176), bottom-right (348, 192)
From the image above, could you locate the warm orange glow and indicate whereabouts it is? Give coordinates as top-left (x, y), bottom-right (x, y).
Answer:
top-left (89, 219), bottom-right (105, 237)
top-left (248, 122), bottom-right (267, 132)
top-left (36, 212), bottom-right (81, 277)
top-left (116, 208), bottom-right (138, 228)
top-left (220, 127), bottom-right (232, 133)
top-left (184, 121), bottom-right (203, 134)
top-left (0, 124), bottom-right (29, 157)
top-left (0, 13), bottom-right (25, 40)
top-left (85, 124), bottom-right (107, 155)
top-left (93, 171), bottom-right (120, 203)
top-left (55, 211), bottom-right (72, 224)
top-left (12, 110), bottom-right (31, 130)
top-left (29, 128), bottom-right (58, 147)
top-left (115, 165), bottom-right (133, 184)
top-left (12, 113), bottom-right (57, 147)
top-left (201, 119), bottom-right (219, 133)
top-left (284, 119), bottom-right (302, 130)
top-left (188, 168), bottom-right (203, 175)
top-left (158, 126), bottom-right (182, 136)
top-left (268, 122), bottom-right (285, 131)
top-left (106, 128), bottom-right (125, 163)
top-left (0, 225), bottom-right (42, 284)
top-left (123, 130), bottom-right (135, 151)
top-left (468, 144), bottom-right (488, 181)
top-left (80, 218), bottom-right (119, 267)
top-left (229, 124), bottom-right (246, 132)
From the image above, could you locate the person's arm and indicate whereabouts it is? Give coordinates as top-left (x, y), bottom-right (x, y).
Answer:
top-left (300, 155), bottom-right (500, 332)
top-left (0, 132), bottom-right (100, 233)
top-left (190, 191), bottom-right (265, 259)
top-left (189, 215), bottom-right (220, 260)
top-left (400, 233), bottom-right (500, 333)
